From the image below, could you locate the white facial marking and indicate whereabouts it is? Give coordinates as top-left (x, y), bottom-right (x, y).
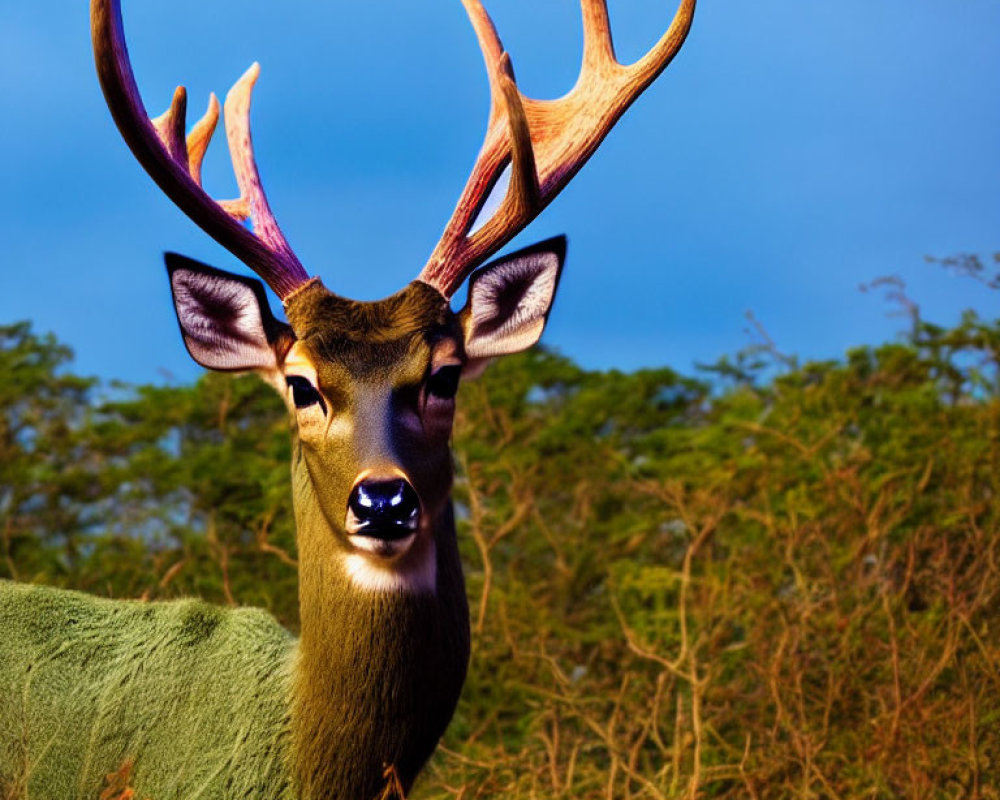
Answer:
top-left (344, 538), bottom-right (437, 594)
top-left (347, 533), bottom-right (416, 556)
top-left (283, 342), bottom-right (317, 378)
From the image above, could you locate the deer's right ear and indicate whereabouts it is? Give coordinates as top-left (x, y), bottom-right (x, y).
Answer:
top-left (166, 253), bottom-right (292, 373)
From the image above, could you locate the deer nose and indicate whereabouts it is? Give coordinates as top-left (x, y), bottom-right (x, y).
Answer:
top-left (347, 478), bottom-right (421, 540)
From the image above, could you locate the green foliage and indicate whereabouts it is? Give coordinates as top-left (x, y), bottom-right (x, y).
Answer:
top-left (91, 373), bottom-right (297, 619)
top-left (1, 284), bottom-right (998, 798)
top-left (0, 323), bottom-right (97, 582)
top-left (0, 326), bottom-right (297, 624)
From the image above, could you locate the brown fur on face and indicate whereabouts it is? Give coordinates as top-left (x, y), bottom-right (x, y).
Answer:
top-left (285, 280), bottom-right (459, 377)
top-left (279, 281), bottom-right (463, 556)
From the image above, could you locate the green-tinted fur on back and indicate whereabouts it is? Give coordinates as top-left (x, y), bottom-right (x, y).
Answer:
top-left (0, 580), bottom-right (295, 800)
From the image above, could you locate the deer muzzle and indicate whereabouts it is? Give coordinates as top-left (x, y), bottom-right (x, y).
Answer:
top-left (345, 476), bottom-right (421, 556)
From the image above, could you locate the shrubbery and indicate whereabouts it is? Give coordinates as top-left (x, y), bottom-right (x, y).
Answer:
top-left (1, 279), bottom-right (997, 798)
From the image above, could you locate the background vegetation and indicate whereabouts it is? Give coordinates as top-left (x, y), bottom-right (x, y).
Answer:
top-left (2, 263), bottom-right (998, 798)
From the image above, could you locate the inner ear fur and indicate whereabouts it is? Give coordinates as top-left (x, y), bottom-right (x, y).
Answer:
top-left (458, 236), bottom-right (566, 369)
top-left (166, 253), bottom-right (292, 373)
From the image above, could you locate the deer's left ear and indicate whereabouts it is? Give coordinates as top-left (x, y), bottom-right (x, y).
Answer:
top-left (458, 236), bottom-right (566, 372)
top-left (166, 252), bottom-right (291, 373)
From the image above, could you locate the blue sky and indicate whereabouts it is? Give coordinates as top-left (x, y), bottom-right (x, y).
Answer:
top-left (1, 1), bottom-right (998, 384)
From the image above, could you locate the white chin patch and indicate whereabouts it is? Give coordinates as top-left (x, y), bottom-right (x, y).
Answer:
top-left (347, 533), bottom-right (416, 558)
top-left (344, 537), bottom-right (437, 594)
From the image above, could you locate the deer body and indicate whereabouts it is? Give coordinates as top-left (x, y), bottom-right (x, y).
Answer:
top-left (1, 0), bottom-right (694, 797)
top-left (0, 582), bottom-right (296, 799)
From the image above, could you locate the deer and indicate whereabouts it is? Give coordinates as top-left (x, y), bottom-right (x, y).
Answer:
top-left (0, 0), bottom-right (696, 798)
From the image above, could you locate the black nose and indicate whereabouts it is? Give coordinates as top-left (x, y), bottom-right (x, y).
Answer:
top-left (347, 478), bottom-right (421, 540)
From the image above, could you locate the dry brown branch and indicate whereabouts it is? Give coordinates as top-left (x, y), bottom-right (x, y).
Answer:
top-left (255, 508), bottom-right (297, 567)
top-left (206, 512), bottom-right (236, 606)
top-left (376, 764), bottom-right (407, 800)
top-left (730, 419), bottom-right (843, 460)
top-left (461, 455), bottom-right (491, 635)
top-left (99, 760), bottom-right (148, 800)
top-left (140, 556), bottom-right (187, 601)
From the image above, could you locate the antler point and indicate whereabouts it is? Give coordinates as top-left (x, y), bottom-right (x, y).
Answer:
top-left (227, 64), bottom-right (260, 109)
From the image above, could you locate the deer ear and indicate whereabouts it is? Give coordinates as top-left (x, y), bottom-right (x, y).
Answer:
top-left (458, 236), bottom-right (566, 373)
top-left (166, 253), bottom-right (290, 372)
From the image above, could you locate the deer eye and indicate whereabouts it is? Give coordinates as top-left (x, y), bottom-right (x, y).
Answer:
top-left (427, 365), bottom-right (461, 400)
top-left (286, 375), bottom-right (327, 413)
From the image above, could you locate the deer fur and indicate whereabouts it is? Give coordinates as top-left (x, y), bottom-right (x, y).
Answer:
top-left (0, 581), bottom-right (295, 799)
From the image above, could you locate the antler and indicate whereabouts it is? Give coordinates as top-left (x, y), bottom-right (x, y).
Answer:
top-left (418, 0), bottom-right (696, 298)
top-left (91, 0), bottom-right (311, 300)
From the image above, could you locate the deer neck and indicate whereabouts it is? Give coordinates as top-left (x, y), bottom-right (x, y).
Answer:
top-left (289, 468), bottom-right (470, 800)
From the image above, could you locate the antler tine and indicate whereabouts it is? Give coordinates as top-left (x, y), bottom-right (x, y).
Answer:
top-left (187, 94), bottom-right (221, 189)
top-left (418, 0), bottom-right (697, 299)
top-left (223, 64), bottom-right (302, 267)
top-left (153, 89), bottom-right (224, 194)
top-left (622, 0), bottom-right (698, 94)
top-left (91, 0), bottom-right (311, 300)
top-left (461, 0), bottom-right (506, 128)
top-left (580, 0), bottom-right (616, 72)
top-left (151, 87), bottom-right (189, 167)
top-left (420, 0), bottom-right (540, 272)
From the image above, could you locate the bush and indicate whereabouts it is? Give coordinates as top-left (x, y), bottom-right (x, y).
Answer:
top-left (2, 295), bottom-right (997, 798)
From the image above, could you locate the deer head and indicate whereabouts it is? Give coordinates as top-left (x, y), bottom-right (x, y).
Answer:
top-left (91, 0), bottom-right (695, 596)
top-left (164, 240), bottom-right (564, 594)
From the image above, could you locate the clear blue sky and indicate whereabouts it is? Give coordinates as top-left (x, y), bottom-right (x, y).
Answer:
top-left (1, 1), bottom-right (998, 384)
